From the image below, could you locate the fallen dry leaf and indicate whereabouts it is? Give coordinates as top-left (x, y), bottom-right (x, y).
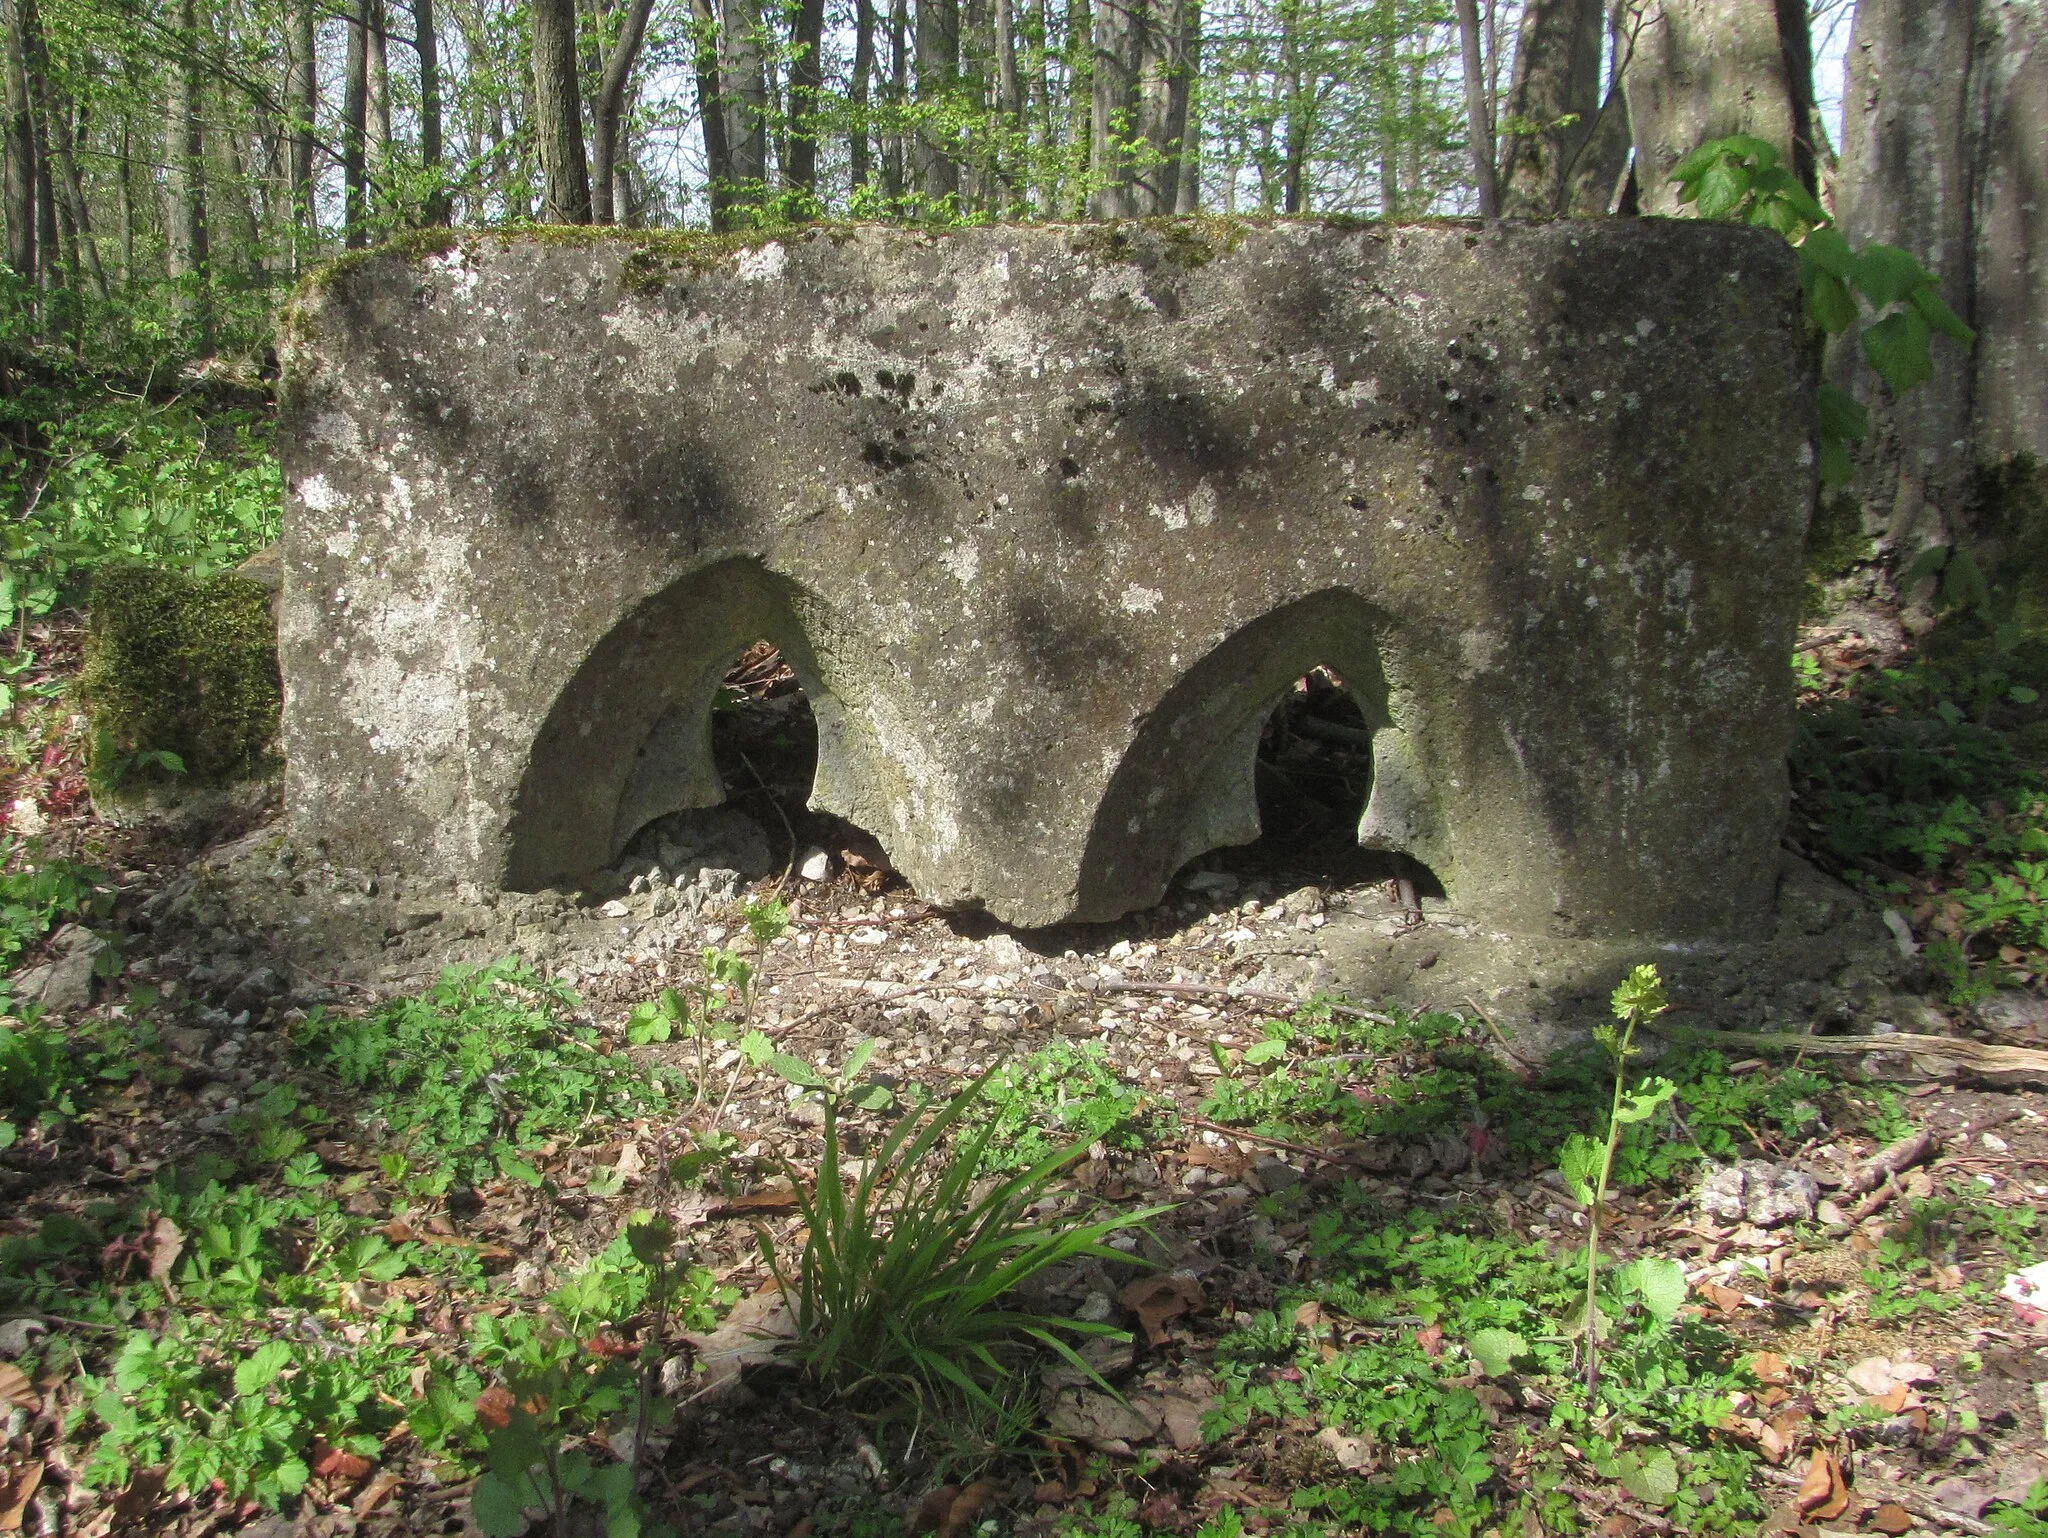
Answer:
top-left (1696, 1281), bottom-right (1747, 1314)
top-left (1795, 1450), bottom-right (1851, 1522)
top-left (1866, 1502), bottom-right (1912, 1536)
top-left (1292, 1300), bottom-right (1324, 1333)
top-left (1120, 1274), bottom-right (1204, 1345)
top-left (940, 1481), bottom-right (997, 1538)
top-left (351, 1470), bottom-right (405, 1518)
top-left (714, 1181), bottom-right (801, 1217)
top-left (1748, 1351), bottom-right (1791, 1385)
top-left (145, 1216), bottom-right (183, 1283)
top-left (0, 1461), bottom-right (44, 1534)
top-left (0, 1365), bottom-right (32, 1410)
top-left (1414, 1323), bottom-right (1444, 1358)
top-left (473, 1386), bottom-right (517, 1429)
top-left (1316, 1425), bottom-right (1375, 1472)
top-left (309, 1442), bottom-right (374, 1481)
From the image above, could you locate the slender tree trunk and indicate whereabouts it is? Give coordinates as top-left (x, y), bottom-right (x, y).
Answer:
top-left (1172, 0), bottom-right (1199, 212)
top-left (720, 0), bottom-right (769, 202)
top-left (1623, 0), bottom-right (1811, 217)
top-left (785, 0), bottom-right (826, 199)
top-left (417, 0), bottom-right (447, 223)
top-left (993, 0), bottom-right (1021, 205)
top-left (343, 0), bottom-right (370, 244)
top-left (1062, 0), bottom-right (1089, 212)
top-left (165, 0), bottom-right (211, 348)
top-left (51, 100), bottom-right (105, 298)
top-left (884, 0), bottom-right (909, 200)
top-left (1089, 0), bottom-right (1136, 215)
top-left (850, 0), bottom-right (876, 191)
top-left (916, 0), bottom-right (961, 206)
top-left (367, 0), bottom-right (392, 180)
top-left (1452, 0), bottom-right (1498, 214)
top-left (686, 0), bottom-right (731, 226)
top-left (287, 0), bottom-right (318, 256)
top-left (1132, 0), bottom-right (1188, 213)
top-left (117, 111), bottom-right (133, 284)
top-left (1497, 0), bottom-right (1601, 216)
top-left (532, 0), bottom-right (592, 220)
top-left (593, 0), bottom-right (655, 221)
top-left (1, 0), bottom-right (35, 285)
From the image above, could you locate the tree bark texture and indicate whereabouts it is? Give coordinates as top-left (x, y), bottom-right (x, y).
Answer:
top-left (720, 0), bottom-right (770, 199)
top-left (594, 0), bottom-right (655, 221)
top-left (1497, 0), bottom-right (1602, 215)
top-left (165, 0), bottom-right (210, 346)
top-left (417, 0), bottom-right (448, 223)
top-left (1834, 0), bottom-right (2048, 547)
top-left (1452, 0), bottom-right (1498, 215)
top-left (286, 0), bottom-right (318, 245)
top-left (2, 0), bottom-right (36, 284)
top-left (915, 0), bottom-right (961, 204)
top-left (1623, 0), bottom-right (1811, 216)
top-left (343, 0), bottom-right (369, 243)
top-left (784, 0), bottom-right (827, 197)
top-left (850, 0), bottom-right (875, 189)
top-left (688, 0), bottom-right (733, 227)
top-left (531, 0), bottom-right (593, 221)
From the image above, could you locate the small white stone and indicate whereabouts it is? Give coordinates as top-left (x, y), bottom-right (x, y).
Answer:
top-left (798, 847), bottom-right (831, 881)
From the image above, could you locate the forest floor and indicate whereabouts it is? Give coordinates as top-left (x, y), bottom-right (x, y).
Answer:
top-left (2, 603), bottom-right (2047, 1538)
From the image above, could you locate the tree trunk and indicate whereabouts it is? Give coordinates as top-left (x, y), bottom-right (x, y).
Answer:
top-left (1, 0), bottom-right (35, 286)
top-left (165, 0), bottom-right (211, 348)
top-left (417, 0), bottom-right (448, 223)
top-left (688, 0), bottom-right (733, 227)
top-left (593, 0), bottom-right (655, 222)
top-left (1623, 0), bottom-right (1812, 216)
top-left (1172, 0), bottom-right (1198, 212)
top-left (287, 0), bottom-right (318, 254)
top-left (720, 0), bottom-right (769, 202)
top-left (916, 0), bottom-right (961, 206)
top-left (1832, 0), bottom-right (2047, 549)
top-left (343, 0), bottom-right (369, 244)
top-left (884, 0), bottom-right (909, 200)
top-left (1497, 0), bottom-right (1602, 216)
top-left (992, 0), bottom-right (1021, 206)
top-left (850, 0), bottom-right (875, 191)
top-left (1965, 1), bottom-right (2046, 468)
top-left (784, 0), bottom-right (826, 199)
top-left (532, 0), bottom-right (592, 221)
top-left (1089, 0), bottom-right (1137, 215)
top-left (367, 0), bottom-right (392, 177)
top-left (1452, 0), bottom-right (1498, 215)
top-left (50, 100), bottom-right (105, 299)
top-left (1132, 0), bottom-right (1188, 213)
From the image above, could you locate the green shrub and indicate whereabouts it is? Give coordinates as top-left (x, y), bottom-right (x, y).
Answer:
top-left (77, 564), bottom-right (280, 792)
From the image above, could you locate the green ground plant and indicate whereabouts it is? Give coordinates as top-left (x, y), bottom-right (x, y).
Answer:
top-left (0, 387), bottom-right (279, 635)
top-left (977, 1037), bottom-right (1174, 1171)
top-left (291, 958), bottom-right (681, 1185)
top-left (764, 1052), bottom-right (1167, 1428)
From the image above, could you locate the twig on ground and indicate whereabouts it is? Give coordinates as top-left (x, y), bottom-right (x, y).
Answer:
top-left (1463, 993), bottom-right (1538, 1073)
top-left (1181, 1115), bottom-right (1368, 1172)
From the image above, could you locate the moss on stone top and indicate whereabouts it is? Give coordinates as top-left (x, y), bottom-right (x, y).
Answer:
top-left (78, 566), bottom-right (281, 796)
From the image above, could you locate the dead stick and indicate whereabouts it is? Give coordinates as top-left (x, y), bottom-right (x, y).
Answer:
top-left (1182, 1115), bottom-right (1366, 1171)
top-left (1464, 993), bottom-right (1539, 1072)
top-left (1845, 1128), bottom-right (1940, 1196)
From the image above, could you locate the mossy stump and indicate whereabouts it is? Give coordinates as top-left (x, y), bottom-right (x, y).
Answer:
top-left (79, 566), bottom-right (281, 795)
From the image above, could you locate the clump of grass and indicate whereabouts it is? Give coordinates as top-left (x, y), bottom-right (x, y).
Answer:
top-left (765, 1064), bottom-right (1167, 1422)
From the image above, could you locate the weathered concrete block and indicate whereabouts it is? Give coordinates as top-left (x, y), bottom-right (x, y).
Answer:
top-left (279, 219), bottom-right (1815, 936)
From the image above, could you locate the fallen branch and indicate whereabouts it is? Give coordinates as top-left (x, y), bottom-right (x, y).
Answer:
top-left (1182, 1115), bottom-right (1369, 1172)
top-left (1845, 1128), bottom-right (1939, 1197)
top-left (1651, 1027), bottom-right (2048, 1086)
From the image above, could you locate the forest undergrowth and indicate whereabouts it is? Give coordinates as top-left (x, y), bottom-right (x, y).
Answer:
top-left (0, 284), bottom-right (2045, 1538)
